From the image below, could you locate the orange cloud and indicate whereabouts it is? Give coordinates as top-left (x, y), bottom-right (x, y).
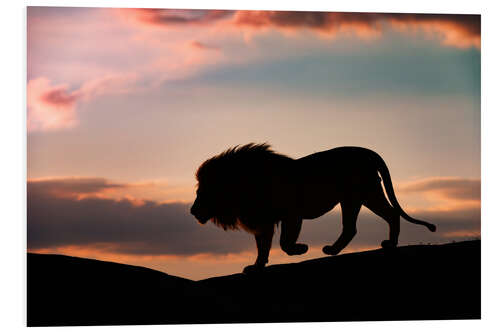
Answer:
top-left (397, 177), bottom-right (480, 213)
top-left (29, 244), bottom-right (182, 263)
top-left (28, 243), bottom-right (380, 280)
top-left (27, 78), bottom-right (80, 132)
top-left (400, 177), bottom-right (480, 202)
top-left (102, 179), bottom-right (195, 203)
top-left (234, 11), bottom-right (480, 48)
top-left (443, 230), bottom-right (480, 238)
top-left (27, 177), bottom-right (194, 203)
top-left (30, 244), bottom-right (380, 265)
top-left (388, 14), bottom-right (480, 49)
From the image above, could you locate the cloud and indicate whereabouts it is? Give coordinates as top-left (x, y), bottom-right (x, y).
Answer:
top-left (28, 8), bottom-right (225, 133)
top-left (27, 177), bottom-right (480, 259)
top-left (27, 74), bottom-right (138, 132)
top-left (77, 73), bottom-right (139, 101)
top-left (443, 230), bottom-right (480, 238)
top-left (28, 177), bottom-right (126, 199)
top-left (27, 178), bottom-right (250, 255)
top-left (40, 87), bottom-right (78, 106)
top-left (122, 9), bottom-right (480, 49)
top-left (124, 9), bottom-right (234, 27)
top-left (399, 177), bottom-right (480, 202)
top-left (233, 11), bottom-right (480, 49)
top-left (190, 40), bottom-right (220, 51)
top-left (235, 12), bottom-right (480, 48)
top-left (27, 78), bottom-right (80, 132)
top-left (387, 14), bottom-right (480, 49)
top-left (28, 9), bottom-right (479, 133)
top-left (28, 177), bottom-right (195, 203)
top-left (233, 11), bottom-right (384, 39)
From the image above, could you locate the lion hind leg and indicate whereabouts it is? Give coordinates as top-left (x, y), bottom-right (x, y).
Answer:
top-left (280, 218), bottom-right (308, 256)
top-left (323, 200), bottom-right (361, 256)
top-left (363, 184), bottom-right (400, 249)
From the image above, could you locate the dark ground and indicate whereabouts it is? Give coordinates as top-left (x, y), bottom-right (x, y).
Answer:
top-left (27, 240), bottom-right (480, 326)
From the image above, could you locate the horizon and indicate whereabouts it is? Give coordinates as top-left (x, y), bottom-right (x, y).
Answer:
top-left (27, 7), bottom-right (480, 280)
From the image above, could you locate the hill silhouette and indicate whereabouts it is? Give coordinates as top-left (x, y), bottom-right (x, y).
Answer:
top-left (28, 240), bottom-right (480, 326)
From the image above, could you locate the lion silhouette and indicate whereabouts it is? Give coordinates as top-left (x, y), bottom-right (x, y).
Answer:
top-left (190, 143), bottom-right (436, 274)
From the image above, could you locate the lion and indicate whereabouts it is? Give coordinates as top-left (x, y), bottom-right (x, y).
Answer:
top-left (190, 143), bottom-right (436, 274)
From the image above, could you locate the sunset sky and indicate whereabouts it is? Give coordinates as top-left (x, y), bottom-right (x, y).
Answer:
top-left (27, 7), bottom-right (480, 280)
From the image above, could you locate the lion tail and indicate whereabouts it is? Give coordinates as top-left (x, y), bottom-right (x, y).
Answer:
top-left (375, 153), bottom-right (437, 232)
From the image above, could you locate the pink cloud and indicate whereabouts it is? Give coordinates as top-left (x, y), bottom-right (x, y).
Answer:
top-left (77, 73), bottom-right (138, 101)
top-left (40, 87), bottom-right (78, 106)
top-left (190, 40), bottom-right (220, 51)
top-left (27, 73), bottom-right (138, 132)
top-left (27, 78), bottom-right (80, 132)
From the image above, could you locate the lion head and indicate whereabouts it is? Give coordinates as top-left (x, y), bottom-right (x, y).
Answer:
top-left (190, 143), bottom-right (292, 231)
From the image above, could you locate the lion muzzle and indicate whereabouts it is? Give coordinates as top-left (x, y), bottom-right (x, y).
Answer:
top-left (190, 204), bottom-right (210, 225)
top-left (196, 217), bottom-right (209, 225)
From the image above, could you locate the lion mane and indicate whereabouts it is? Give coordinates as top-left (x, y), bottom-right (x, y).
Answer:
top-left (195, 143), bottom-right (292, 232)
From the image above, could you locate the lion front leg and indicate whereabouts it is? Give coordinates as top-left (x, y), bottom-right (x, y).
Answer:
top-left (243, 226), bottom-right (274, 274)
top-left (280, 217), bottom-right (308, 256)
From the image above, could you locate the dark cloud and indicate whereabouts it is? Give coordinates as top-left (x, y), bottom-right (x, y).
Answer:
top-left (27, 178), bottom-right (480, 257)
top-left (130, 9), bottom-right (234, 26)
top-left (28, 178), bottom-right (126, 199)
top-left (124, 9), bottom-right (479, 49)
top-left (126, 9), bottom-right (480, 37)
top-left (27, 179), bottom-right (250, 255)
top-left (389, 13), bottom-right (480, 36)
top-left (234, 11), bottom-right (380, 30)
top-left (400, 178), bottom-right (480, 201)
top-left (234, 11), bottom-right (480, 37)
top-left (234, 11), bottom-right (480, 48)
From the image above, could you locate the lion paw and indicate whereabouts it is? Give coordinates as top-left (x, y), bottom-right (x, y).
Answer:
top-left (283, 243), bottom-right (309, 256)
top-left (381, 240), bottom-right (397, 249)
top-left (243, 264), bottom-right (265, 275)
top-left (293, 243), bottom-right (309, 255)
top-left (322, 245), bottom-right (340, 256)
